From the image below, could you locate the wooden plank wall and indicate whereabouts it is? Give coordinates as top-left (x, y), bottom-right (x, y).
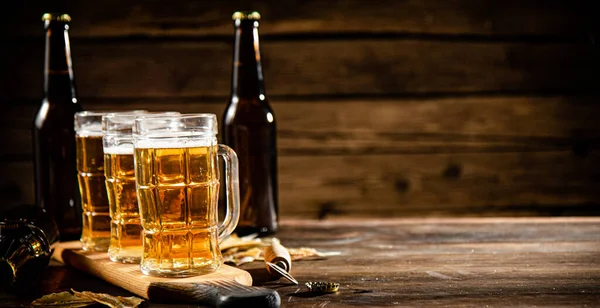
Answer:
top-left (1, 0), bottom-right (599, 218)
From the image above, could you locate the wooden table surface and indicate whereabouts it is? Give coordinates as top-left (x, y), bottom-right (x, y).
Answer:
top-left (2, 217), bottom-right (599, 307)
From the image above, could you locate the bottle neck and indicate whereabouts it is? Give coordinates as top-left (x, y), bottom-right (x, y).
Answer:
top-left (44, 22), bottom-right (77, 104)
top-left (231, 20), bottom-right (265, 99)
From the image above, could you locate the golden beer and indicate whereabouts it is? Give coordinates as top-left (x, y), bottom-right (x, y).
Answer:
top-left (135, 143), bottom-right (221, 276)
top-left (133, 113), bottom-right (240, 277)
top-left (103, 111), bottom-right (176, 263)
top-left (76, 134), bottom-right (111, 251)
top-left (105, 148), bottom-right (142, 263)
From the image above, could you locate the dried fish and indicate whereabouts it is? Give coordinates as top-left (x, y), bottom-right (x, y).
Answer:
top-left (71, 290), bottom-right (144, 308)
top-left (31, 290), bottom-right (144, 308)
top-left (223, 247), bottom-right (263, 265)
top-left (221, 234), bottom-right (340, 265)
top-left (288, 247), bottom-right (341, 260)
top-left (220, 233), bottom-right (262, 251)
top-left (234, 256), bottom-right (255, 266)
top-left (30, 291), bottom-right (95, 307)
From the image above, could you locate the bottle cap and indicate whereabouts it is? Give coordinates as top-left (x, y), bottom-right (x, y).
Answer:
top-left (42, 13), bottom-right (71, 22)
top-left (232, 11), bottom-right (261, 20)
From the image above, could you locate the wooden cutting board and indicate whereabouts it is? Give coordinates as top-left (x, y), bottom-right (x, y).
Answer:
top-left (52, 242), bottom-right (280, 307)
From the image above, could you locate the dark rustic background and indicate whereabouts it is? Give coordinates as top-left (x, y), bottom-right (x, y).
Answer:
top-left (1, 0), bottom-right (599, 219)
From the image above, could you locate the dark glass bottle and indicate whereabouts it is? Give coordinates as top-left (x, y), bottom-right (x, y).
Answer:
top-left (33, 13), bottom-right (83, 241)
top-left (0, 219), bottom-right (56, 291)
top-left (223, 12), bottom-right (278, 236)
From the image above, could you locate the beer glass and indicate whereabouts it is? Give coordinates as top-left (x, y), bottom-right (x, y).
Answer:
top-left (103, 112), bottom-right (179, 263)
top-left (133, 114), bottom-right (240, 277)
top-left (75, 111), bottom-right (111, 251)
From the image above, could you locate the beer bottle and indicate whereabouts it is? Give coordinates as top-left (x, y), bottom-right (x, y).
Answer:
top-left (33, 13), bottom-right (83, 241)
top-left (0, 220), bottom-right (55, 291)
top-left (223, 11), bottom-right (278, 236)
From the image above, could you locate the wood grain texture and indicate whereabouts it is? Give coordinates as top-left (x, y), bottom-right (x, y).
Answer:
top-left (3, 40), bottom-right (597, 100)
top-left (12, 242), bottom-right (274, 306)
top-left (55, 245), bottom-right (252, 287)
top-left (1, 218), bottom-right (599, 307)
top-left (3, 0), bottom-right (595, 38)
top-left (1, 0), bottom-right (598, 219)
top-left (264, 218), bottom-right (600, 307)
top-left (3, 150), bottom-right (600, 218)
top-left (3, 96), bottom-right (599, 157)
top-left (2, 96), bottom-right (599, 217)
top-left (278, 151), bottom-right (600, 217)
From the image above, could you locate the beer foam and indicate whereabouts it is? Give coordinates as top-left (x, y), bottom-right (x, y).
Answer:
top-left (77, 131), bottom-right (103, 137)
top-left (135, 138), bottom-right (214, 149)
top-left (103, 144), bottom-right (134, 155)
top-left (76, 123), bottom-right (103, 137)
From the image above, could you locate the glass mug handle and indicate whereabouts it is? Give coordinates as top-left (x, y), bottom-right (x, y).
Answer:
top-left (217, 144), bottom-right (240, 242)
